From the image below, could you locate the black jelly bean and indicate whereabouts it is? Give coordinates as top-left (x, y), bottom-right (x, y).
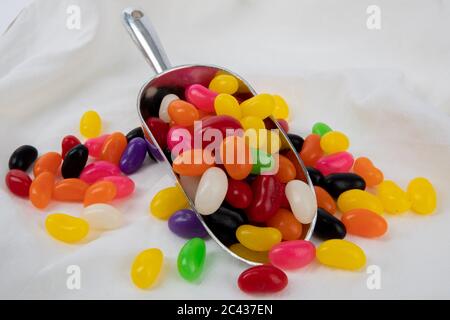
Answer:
top-left (163, 148), bottom-right (173, 165)
top-left (203, 205), bottom-right (248, 247)
top-left (126, 127), bottom-right (144, 143)
top-left (306, 167), bottom-right (325, 187)
top-left (8, 145), bottom-right (38, 171)
top-left (323, 173), bottom-right (366, 198)
top-left (287, 133), bottom-right (304, 152)
top-left (313, 208), bottom-right (346, 240)
top-left (61, 144), bottom-right (88, 178)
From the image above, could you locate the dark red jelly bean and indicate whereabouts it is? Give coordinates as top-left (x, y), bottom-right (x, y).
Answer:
top-left (225, 179), bottom-right (253, 209)
top-left (8, 145), bottom-right (38, 171)
top-left (279, 183), bottom-right (291, 209)
top-left (146, 117), bottom-right (169, 149)
top-left (238, 265), bottom-right (288, 294)
top-left (246, 175), bottom-right (282, 223)
top-left (61, 135), bottom-right (81, 158)
top-left (5, 169), bottom-right (32, 197)
top-left (126, 127), bottom-right (144, 143)
top-left (61, 145), bottom-right (89, 179)
top-left (313, 208), bottom-right (346, 240)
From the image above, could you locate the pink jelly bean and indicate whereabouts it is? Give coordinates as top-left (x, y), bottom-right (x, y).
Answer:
top-left (167, 126), bottom-right (193, 152)
top-left (85, 134), bottom-right (110, 158)
top-left (268, 240), bottom-right (315, 270)
top-left (185, 84), bottom-right (218, 113)
top-left (100, 176), bottom-right (135, 198)
top-left (315, 151), bottom-right (354, 176)
top-left (80, 161), bottom-right (121, 184)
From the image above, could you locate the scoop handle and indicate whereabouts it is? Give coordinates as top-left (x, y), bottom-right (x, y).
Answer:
top-left (122, 8), bottom-right (171, 74)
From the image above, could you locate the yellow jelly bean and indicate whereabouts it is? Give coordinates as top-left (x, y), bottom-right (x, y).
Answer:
top-left (316, 239), bottom-right (366, 270)
top-left (209, 74), bottom-right (239, 94)
top-left (320, 131), bottom-right (349, 154)
top-left (376, 180), bottom-right (410, 214)
top-left (45, 213), bottom-right (89, 243)
top-left (130, 248), bottom-right (164, 289)
top-left (236, 225), bottom-right (282, 252)
top-left (240, 94), bottom-right (275, 119)
top-left (337, 189), bottom-right (384, 214)
top-left (214, 94), bottom-right (241, 119)
top-left (229, 243), bottom-right (269, 263)
top-left (407, 177), bottom-right (437, 214)
top-left (266, 130), bottom-right (281, 154)
top-left (240, 116), bottom-right (265, 131)
top-left (272, 95), bottom-right (290, 119)
top-left (150, 185), bottom-right (189, 220)
top-left (80, 110), bottom-right (102, 138)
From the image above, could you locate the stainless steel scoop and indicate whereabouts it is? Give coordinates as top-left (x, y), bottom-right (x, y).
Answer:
top-left (122, 8), bottom-right (317, 265)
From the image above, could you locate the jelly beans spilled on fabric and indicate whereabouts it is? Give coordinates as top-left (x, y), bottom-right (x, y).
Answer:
top-left (168, 209), bottom-right (208, 239)
top-left (177, 237), bottom-right (206, 282)
top-left (407, 177), bottom-right (437, 214)
top-left (9, 145), bottom-right (38, 171)
top-left (150, 185), bottom-right (188, 220)
top-left (131, 248), bottom-right (164, 289)
top-left (341, 209), bottom-right (388, 238)
top-left (269, 240), bottom-right (315, 270)
top-left (238, 265), bottom-right (288, 294)
top-left (316, 239), bottom-right (366, 270)
top-left (45, 213), bottom-right (89, 243)
top-left (80, 110), bottom-right (102, 138)
top-left (5, 169), bottom-right (32, 197)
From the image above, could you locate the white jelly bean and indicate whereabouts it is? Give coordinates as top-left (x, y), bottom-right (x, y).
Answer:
top-left (194, 167), bottom-right (228, 215)
top-left (81, 203), bottom-right (123, 230)
top-left (285, 180), bottom-right (317, 224)
top-left (159, 94), bottom-right (179, 123)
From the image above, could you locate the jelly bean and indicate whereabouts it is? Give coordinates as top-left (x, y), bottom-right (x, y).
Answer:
top-left (126, 127), bottom-right (144, 142)
top-left (9, 145), bottom-right (38, 171)
top-left (337, 189), bottom-right (383, 214)
top-left (246, 175), bottom-right (282, 223)
top-left (203, 205), bottom-right (248, 246)
top-left (61, 135), bottom-right (81, 159)
top-left (353, 157), bottom-right (384, 187)
top-left (320, 131), bottom-right (349, 154)
top-left (168, 209), bottom-right (208, 239)
top-left (284, 150), bottom-right (307, 181)
top-left (100, 176), bottom-right (135, 199)
top-left (266, 208), bottom-right (302, 241)
top-left (299, 134), bottom-right (323, 167)
top-left (315, 151), bottom-right (354, 176)
top-left (323, 173), bottom-right (366, 198)
top-left (240, 116), bottom-right (265, 131)
top-left (238, 265), bottom-right (287, 294)
top-left (341, 209), bottom-right (388, 238)
top-left (277, 119), bottom-right (289, 133)
top-left (275, 154), bottom-right (296, 183)
top-left (177, 237), bottom-right (206, 282)
top-left (33, 152), bottom-right (62, 177)
top-left (172, 149), bottom-right (214, 176)
top-left (285, 179), bottom-right (317, 224)
top-left (225, 179), bottom-right (253, 209)
top-left (168, 100), bottom-right (200, 127)
top-left (167, 126), bottom-right (193, 153)
top-left (83, 181), bottom-right (116, 207)
top-left (407, 177), bottom-right (437, 215)
top-left (214, 94), bottom-right (241, 119)
top-left (159, 94), bottom-right (179, 123)
top-left (119, 137), bottom-right (147, 174)
top-left (312, 122), bottom-right (332, 137)
top-left (269, 240), bottom-right (315, 270)
top-left (284, 133), bottom-right (304, 152)
top-left (314, 208), bottom-right (346, 240)
top-left (265, 130), bottom-right (281, 154)
top-left (100, 132), bottom-right (127, 165)
top-left (314, 186), bottom-right (336, 214)
top-left (131, 248), bottom-right (164, 289)
top-left (5, 169), bottom-right (32, 197)
top-left (61, 144), bottom-right (88, 179)
top-left (279, 183), bottom-right (291, 208)
top-left (79, 161), bottom-right (121, 184)
top-left (195, 167), bottom-right (228, 215)
top-left (250, 148), bottom-right (275, 175)
top-left (146, 117), bottom-right (170, 149)
top-left (272, 95), bottom-right (289, 119)
top-left (220, 136), bottom-right (252, 180)
top-left (316, 239), bottom-right (366, 270)
top-left (30, 172), bottom-right (55, 209)
top-left (376, 180), bottom-right (411, 214)
top-left (240, 94), bottom-right (275, 119)
top-left (81, 203), bottom-right (123, 230)
top-left (80, 110), bottom-right (102, 138)
top-left (45, 213), bottom-right (89, 243)
top-left (85, 134), bottom-right (110, 158)
top-left (53, 178), bottom-right (89, 202)
top-left (185, 84), bottom-right (217, 113)
top-left (150, 185), bottom-right (188, 220)
top-left (236, 225), bottom-right (282, 251)
top-left (179, 175), bottom-right (200, 200)
top-left (307, 167), bottom-right (325, 186)
top-left (229, 243), bottom-right (268, 263)
top-left (209, 74), bottom-right (239, 94)
top-left (195, 115), bottom-right (243, 149)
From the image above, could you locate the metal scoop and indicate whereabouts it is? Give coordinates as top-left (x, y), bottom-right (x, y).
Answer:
top-left (122, 8), bottom-right (316, 265)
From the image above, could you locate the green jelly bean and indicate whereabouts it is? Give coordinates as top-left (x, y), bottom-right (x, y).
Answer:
top-left (312, 122), bottom-right (332, 137)
top-left (250, 148), bottom-right (275, 175)
top-left (177, 237), bottom-right (206, 282)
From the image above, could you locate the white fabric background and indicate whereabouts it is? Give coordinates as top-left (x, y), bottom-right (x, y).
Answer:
top-left (0, 0), bottom-right (449, 299)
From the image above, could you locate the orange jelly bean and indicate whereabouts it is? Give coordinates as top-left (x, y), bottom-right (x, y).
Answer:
top-left (168, 100), bottom-right (200, 126)
top-left (30, 171), bottom-right (55, 209)
top-left (300, 134), bottom-right (323, 167)
top-left (53, 178), bottom-right (89, 202)
top-left (353, 157), bottom-right (384, 187)
top-left (100, 132), bottom-right (127, 165)
top-left (275, 154), bottom-right (296, 183)
top-left (220, 136), bottom-right (252, 180)
top-left (314, 186), bottom-right (337, 214)
top-left (83, 181), bottom-right (117, 207)
top-left (33, 152), bottom-right (62, 177)
top-left (266, 208), bottom-right (302, 241)
top-left (172, 149), bottom-right (214, 176)
top-left (285, 150), bottom-right (306, 181)
top-left (341, 209), bottom-right (388, 238)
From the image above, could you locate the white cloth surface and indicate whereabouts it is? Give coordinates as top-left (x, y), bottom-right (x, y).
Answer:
top-left (0, 0), bottom-right (449, 299)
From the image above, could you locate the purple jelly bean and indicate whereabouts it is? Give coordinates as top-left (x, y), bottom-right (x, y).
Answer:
top-left (168, 209), bottom-right (208, 239)
top-left (119, 137), bottom-right (147, 174)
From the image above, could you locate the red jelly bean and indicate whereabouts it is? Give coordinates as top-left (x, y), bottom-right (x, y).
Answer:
top-left (61, 135), bottom-right (81, 158)
top-left (194, 115), bottom-right (242, 149)
top-left (146, 117), bottom-right (170, 149)
top-left (185, 84), bottom-right (218, 113)
top-left (5, 169), bottom-right (32, 197)
top-left (238, 265), bottom-right (288, 294)
top-left (246, 175), bottom-right (282, 223)
top-left (279, 183), bottom-right (291, 209)
top-left (225, 179), bottom-right (253, 209)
